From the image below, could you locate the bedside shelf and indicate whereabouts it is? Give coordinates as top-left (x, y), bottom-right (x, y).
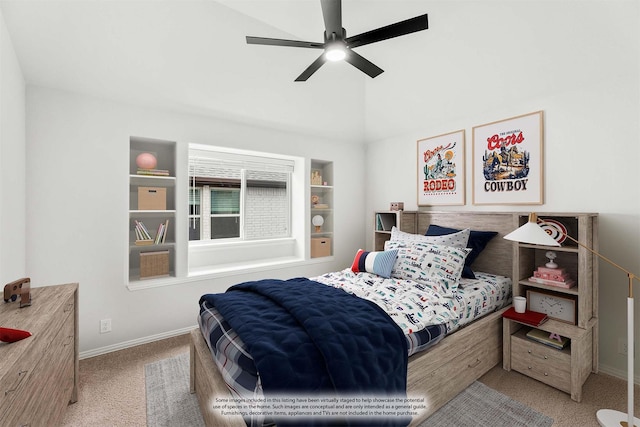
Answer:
top-left (518, 279), bottom-right (580, 296)
top-left (503, 212), bottom-right (599, 403)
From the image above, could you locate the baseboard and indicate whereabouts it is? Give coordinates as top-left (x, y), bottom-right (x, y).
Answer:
top-left (598, 363), bottom-right (640, 385)
top-left (79, 325), bottom-right (197, 360)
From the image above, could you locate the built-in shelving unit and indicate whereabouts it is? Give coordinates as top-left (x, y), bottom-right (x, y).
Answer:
top-left (310, 160), bottom-right (333, 258)
top-left (129, 137), bottom-right (177, 282)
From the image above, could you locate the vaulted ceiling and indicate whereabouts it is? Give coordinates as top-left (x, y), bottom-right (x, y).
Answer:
top-left (0, 0), bottom-right (431, 143)
top-left (2, 1), bottom-right (636, 144)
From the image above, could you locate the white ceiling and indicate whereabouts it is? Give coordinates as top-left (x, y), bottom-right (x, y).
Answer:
top-left (0, 0), bottom-right (433, 143)
top-left (6, 1), bottom-right (633, 144)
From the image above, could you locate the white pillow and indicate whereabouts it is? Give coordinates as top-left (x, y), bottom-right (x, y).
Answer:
top-left (384, 240), bottom-right (471, 297)
top-left (390, 226), bottom-right (470, 248)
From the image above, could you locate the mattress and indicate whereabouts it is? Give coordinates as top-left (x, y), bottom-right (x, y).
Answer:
top-left (197, 270), bottom-right (511, 425)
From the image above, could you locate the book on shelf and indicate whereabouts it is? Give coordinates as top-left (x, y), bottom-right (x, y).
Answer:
top-left (134, 220), bottom-right (152, 240)
top-left (376, 213), bottom-right (395, 231)
top-left (162, 219), bottom-right (169, 243)
top-left (526, 328), bottom-right (570, 350)
top-left (134, 219), bottom-right (169, 245)
top-left (502, 306), bottom-right (548, 326)
top-left (528, 276), bottom-right (576, 288)
top-left (154, 223), bottom-right (164, 244)
top-left (137, 168), bottom-right (170, 176)
top-left (530, 265), bottom-right (574, 288)
top-left (152, 219), bottom-right (170, 244)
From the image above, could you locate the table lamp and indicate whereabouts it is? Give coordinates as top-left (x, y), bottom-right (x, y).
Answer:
top-left (312, 215), bottom-right (324, 233)
top-left (504, 213), bottom-right (639, 427)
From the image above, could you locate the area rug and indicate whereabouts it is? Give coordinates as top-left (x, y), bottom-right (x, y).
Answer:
top-left (418, 381), bottom-right (553, 427)
top-left (145, 353), bottom-right (553, 427)
top-left (145, 353), bottom-right (205, 427)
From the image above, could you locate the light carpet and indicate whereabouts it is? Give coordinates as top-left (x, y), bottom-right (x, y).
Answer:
top-left (145, 353), bottom-right (553, 427)
top-left (145, 353), bottom-right (205, 427)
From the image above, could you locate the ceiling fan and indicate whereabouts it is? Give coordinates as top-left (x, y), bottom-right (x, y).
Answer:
top-left (246, 0), bottom-right (428, 81)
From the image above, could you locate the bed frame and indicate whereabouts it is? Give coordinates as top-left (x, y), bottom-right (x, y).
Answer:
top-left (190, 211), bottom-right (518, 427)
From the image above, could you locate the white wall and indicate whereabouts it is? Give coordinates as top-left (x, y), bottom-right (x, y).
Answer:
top-left (0, 9), bottom-right (26, 284)
top-left (25, 87), bottom-right (366, 355)
top-left (7, 0), bottom-right (640, 381)
top-left (364, 1), bottom-right (640, 378)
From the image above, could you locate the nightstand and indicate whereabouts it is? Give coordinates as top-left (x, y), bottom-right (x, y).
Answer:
top-left (503, 316), bottom-right (595, 402)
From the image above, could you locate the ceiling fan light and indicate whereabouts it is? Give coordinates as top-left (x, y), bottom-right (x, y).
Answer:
top-left (325, 45), bottom-right (346, 62)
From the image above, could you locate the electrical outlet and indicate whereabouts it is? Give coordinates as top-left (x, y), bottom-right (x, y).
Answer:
top-left (618, 337), bottom-right (628, 355)
top-left (100, 318), bottom-right (112, 334)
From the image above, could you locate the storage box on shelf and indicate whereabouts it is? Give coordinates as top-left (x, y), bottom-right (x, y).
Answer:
top-left (140, 250), bottom-right (170, 279)
top-left (129, 137), bottom-right (177, 282)
top-left (373, 210), bottom-right (417, 251)
top-left (138, 187), bottom-right (167, 210)
top-left (503, 212), bottom-right (598, 402)
top-left (311, 237), bottom-right (332, 258)
top-left (310, 160), bottom-right (333, 258)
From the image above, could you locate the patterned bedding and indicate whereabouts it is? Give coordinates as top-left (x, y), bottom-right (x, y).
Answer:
top-left (197, 269), bottom-right (511, 426)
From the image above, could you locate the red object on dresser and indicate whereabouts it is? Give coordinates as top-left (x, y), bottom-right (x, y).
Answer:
top-left (0, 326), bottom-right (32, 343)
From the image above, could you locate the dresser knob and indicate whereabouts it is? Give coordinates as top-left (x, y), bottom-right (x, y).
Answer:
top-left (528, 350), bottom-right (532, 354)
top-left (527, 366), bottom-right (532, 370)
top-left (468, 358), bottom-right (481, 368)
top-left (544, 356), bottom-right (548, 359)
top-left (544, 372), bottom-right (548, 376)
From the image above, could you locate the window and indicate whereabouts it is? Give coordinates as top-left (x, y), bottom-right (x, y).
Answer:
top-left (188, 145), bottom-right (294, 243)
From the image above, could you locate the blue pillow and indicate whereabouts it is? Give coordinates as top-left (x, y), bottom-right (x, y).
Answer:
top-left (426, 225), bottom-right (498, 279)
top-left (351, 249), bottom-right (398, 279)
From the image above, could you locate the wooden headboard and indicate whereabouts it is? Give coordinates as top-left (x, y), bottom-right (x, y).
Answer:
top-left (414, 211), bottom-right (518, 279)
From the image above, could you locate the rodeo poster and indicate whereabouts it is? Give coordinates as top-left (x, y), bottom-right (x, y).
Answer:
top-left (417, 129), bottom-right (465, 206)
top-left (472, 111), bottom-right (543, 205)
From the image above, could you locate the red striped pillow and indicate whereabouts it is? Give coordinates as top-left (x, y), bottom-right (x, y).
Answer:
top-left (351, 249), bottom-right (398, 278)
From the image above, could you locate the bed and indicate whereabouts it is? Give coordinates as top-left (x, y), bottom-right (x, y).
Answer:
top-left (190, 211), bottom-right (517, 427)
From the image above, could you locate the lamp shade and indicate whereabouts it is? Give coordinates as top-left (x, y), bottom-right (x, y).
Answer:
top-left (503, 214), bottom-right (561, 247)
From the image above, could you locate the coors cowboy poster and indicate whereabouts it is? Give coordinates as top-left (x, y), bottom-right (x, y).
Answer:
top-left (417, 130), bottom-right (465, 206)
top-left (472, 111), bottom-right (543, 205)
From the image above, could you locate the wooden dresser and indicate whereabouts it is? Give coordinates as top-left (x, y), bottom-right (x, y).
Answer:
top-left (0, 283), bottom-right (79, 426)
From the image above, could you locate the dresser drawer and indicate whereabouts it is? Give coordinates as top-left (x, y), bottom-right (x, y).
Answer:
top-left (0, 320), bottom-right (63, 415)
top-left (511, 332), bottom-right (571, 392)
top-left (0, 283), bottom-right (78, 427)
top-left (2, 301), bottom-right (75, 427)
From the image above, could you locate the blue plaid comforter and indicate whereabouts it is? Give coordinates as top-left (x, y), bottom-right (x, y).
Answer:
top-left (199, 278), bottom-right (409, 426)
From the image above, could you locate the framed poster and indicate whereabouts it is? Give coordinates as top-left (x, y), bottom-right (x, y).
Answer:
top-left (472, 111), bottom-right (543, 205)
top-left (417, 130), bottom-right (465, 206)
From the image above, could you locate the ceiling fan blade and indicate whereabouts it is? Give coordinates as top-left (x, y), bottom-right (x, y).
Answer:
top-left (343, 49), bottom-right (384, 78)
top-left (320, 0), bottom-right (342, 38)
top-left (246, 36), bottom-right (324, 49)
top-left (295, 54), bottom-right (328, 82)
top-left (345, 14), bottom-right (428, 49)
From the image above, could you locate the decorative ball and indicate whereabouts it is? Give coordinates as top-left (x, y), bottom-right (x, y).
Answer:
top-left (136, 152), bottom-right (157, 170)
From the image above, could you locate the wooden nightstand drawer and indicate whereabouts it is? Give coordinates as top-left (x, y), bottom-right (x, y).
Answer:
top-left (511, 331), bottom-right (571, 392)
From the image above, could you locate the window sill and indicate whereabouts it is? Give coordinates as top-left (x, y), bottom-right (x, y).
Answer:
top-left (188, 256), bottom-right (305, 278)
top-left (126, 255), bottom-right (335, 291)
